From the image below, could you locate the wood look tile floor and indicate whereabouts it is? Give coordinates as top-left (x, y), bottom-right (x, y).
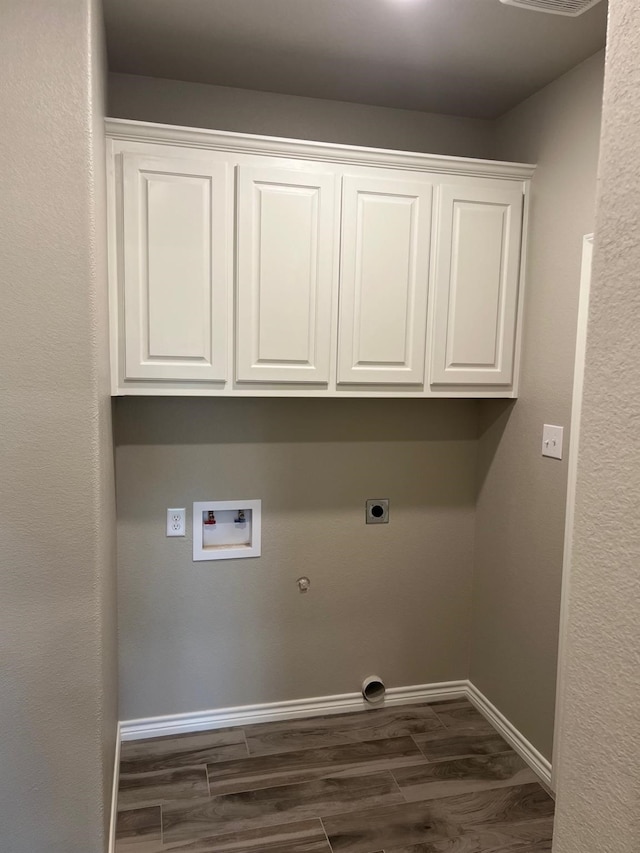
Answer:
top-left (115, 699), bottom-right (554, 853)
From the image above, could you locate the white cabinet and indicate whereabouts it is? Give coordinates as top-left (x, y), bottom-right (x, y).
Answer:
top-left (119, 149), bottom-right (231, 382)
top-left (430, 182), bottom-right (524, 387)
top-left (337, 174), bottom-right (433, 385)
top-left (236, 165), bottom-right (337, 383)
top-left (107, 121), bottom-right (533, 397)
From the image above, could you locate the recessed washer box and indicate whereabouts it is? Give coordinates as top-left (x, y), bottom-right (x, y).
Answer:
top-left (193, 500), bottom-right (261, 561)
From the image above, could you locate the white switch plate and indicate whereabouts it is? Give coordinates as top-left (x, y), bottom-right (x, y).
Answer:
top-left (167, 508), bottom-right (186, 536)
top-left (542, 425), bottom-right (564, 460)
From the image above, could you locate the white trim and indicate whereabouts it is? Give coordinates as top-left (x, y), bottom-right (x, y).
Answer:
top-left (105, 118), bottom-right (535, 181)
top-left (108, 722), bottom-right (121, 853)
top-left (106, 137), bottom-right (120, 397)
top-left (509, 179), bottom-right (532, 398)
top-left (117, 680), bottom-right (552, 791)
top-left (467, 682), bottom-right (552, 788)
top-left (551, 233), bottom-right (594, 791)
top-left (112, 384), bottom-right (518, 398)
top-left (120, 681), bottom-right (468, 741)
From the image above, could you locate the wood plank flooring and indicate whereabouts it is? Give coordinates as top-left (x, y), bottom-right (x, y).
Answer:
top-left (115, 699), bottom-right (553, 853)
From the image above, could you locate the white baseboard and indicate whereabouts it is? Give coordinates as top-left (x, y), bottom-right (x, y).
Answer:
top-left (467, 682), bottom-right (553, 790)
top-left (119, 680), bottom-right (468, 741)
top-left (118, 679), bottom-right (552, 792)
top-left (108, 722), bottom-right (121, 853)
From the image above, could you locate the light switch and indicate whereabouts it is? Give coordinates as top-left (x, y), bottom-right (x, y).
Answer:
top-left (542, 424), bottom-right (564, 460)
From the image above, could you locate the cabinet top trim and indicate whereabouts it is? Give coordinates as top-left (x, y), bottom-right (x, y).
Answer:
top-left (105, 118), bottom-right (535, 181)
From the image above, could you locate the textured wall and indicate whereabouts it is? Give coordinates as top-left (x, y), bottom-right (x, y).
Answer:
top-left (93, 1), bottom-right (120, 842)
top-left (115, 398), bottom-right (477, 719)
top-left (108, 72), bottom-right (495, 158)
top-left (552, 3), bottom-right (640, 850)
top-left (0, 1), bottom-right (117, 851)
top-left (470, 52), bottom-right (605, 760)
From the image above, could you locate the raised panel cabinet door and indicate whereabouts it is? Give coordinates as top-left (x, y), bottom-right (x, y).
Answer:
top-left (121, 152), bottom-right (230, 381)
top-left (338, 175), bottom-right (433, 385)
top-left (431, 182), bottom-right (524, 386)
top-left (236, 165), bottom-right (337, 383)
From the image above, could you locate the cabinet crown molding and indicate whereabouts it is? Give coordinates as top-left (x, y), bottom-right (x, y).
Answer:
top-left (105, 118), bottom-right (535, 182)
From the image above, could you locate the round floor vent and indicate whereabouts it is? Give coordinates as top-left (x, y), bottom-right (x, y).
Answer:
top-left (500, 0), bottom-right (603, 16)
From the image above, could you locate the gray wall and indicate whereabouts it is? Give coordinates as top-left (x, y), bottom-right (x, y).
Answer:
top-left (109, 70), bottom-right (493, 722)
top-left (108, 72), bottom-right (496, 158)
top-left (110, 59), bottom-right (605, 736)
top-left (115, 398), bottom-right (477, 718)
top-left (470, 52), bottom-right (605, 760)
top-left (553, 2), bottom-right (640, 849)
top-left (0, 1), bottom-right (117, 851)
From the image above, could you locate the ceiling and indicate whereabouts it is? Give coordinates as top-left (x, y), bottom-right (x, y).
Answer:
top-left (103, 0), bottom-right (607, 120)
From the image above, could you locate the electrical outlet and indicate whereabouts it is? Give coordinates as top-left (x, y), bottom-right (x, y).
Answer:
top-left (167, 508), bottom-right (186, 537)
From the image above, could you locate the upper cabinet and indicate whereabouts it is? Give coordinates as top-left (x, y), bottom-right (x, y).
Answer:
top-left (338, 172), bottom-right (433, 385)
top-left (430, 181), bottom-right (524, 387)
top-left (236, 164), bottom-right (338, 384)
top-left (116, 145), bottom-right (231, 383)
top-left (107, 121), bottom-right (533, 398)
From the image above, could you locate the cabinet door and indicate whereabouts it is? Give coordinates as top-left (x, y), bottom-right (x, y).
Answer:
top-left (236, 165), bottom-right (337, 383)
top-left (431, 182), bottom-right (523, 386)
top-left (121, 152), bottom-right (230, 382)
top-left (338, 175), bottom-right (433, 385)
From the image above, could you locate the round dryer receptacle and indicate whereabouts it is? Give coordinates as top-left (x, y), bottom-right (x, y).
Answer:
top-left (365, 499), bottom-right (389, 524)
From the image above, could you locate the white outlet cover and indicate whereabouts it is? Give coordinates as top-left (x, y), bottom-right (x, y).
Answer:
top-left (542, 424), bottom-right (564, 460)
top-left (167, 507), bottom-right (186, 536)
